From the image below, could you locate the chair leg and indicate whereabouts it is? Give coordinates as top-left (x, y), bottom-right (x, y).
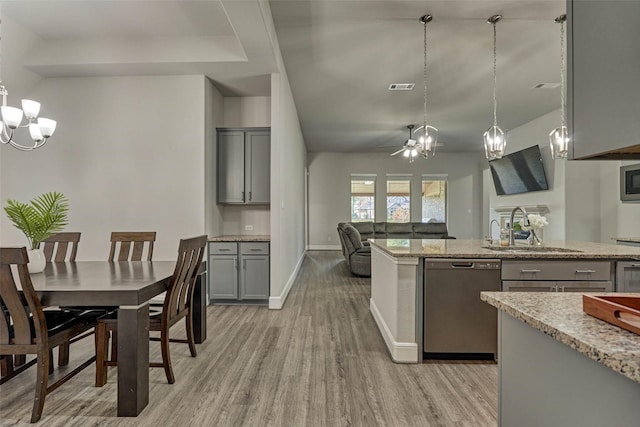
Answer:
top-left (32, 349), bottom-right (50, 423)
top-left (160, 330), bottom-right (175, 384)
top-left (15, 354), bottom-right (26, 366)
top-left (185, 315), bottom-right (197, 357)
top-left (1, 355), bottom-right (14, 377)
top-left (111, 330), bottom-right (117, 363)
top-left (95, 323), bottom-right (109, 387)
top-left (58, 342), bottom-right (70, 366)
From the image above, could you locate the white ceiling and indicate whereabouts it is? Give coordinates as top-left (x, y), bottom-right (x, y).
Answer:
top-left (1, 0), bottom-right (566, 153)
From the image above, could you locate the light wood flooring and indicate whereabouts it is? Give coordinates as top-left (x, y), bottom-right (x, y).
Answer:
top-left (0, 251), bottom-right (497, 426)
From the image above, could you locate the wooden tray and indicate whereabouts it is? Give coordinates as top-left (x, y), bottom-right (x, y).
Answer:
top-left (583, 294), bottom-right (640, 336)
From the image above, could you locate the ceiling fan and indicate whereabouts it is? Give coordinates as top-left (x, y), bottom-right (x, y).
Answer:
top-left (390, 124), bottom-right (421, 160)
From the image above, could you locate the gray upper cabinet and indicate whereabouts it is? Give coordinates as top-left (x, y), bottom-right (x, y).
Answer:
top-left (568, 1), bottom-right (640, 159)
top-left (217, 128), bottom-right (270, 204)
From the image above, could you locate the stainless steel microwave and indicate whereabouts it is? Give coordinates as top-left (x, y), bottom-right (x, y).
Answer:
top-left (620, 164), bottom-right (640, 202)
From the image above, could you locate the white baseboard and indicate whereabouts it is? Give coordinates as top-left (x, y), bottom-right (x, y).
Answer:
top-left (307, 244), bottom-right (341, 251)
top-left (269, 251), bottom-right (306, 310)
top-left (369, 298), bottom-right (419, 363)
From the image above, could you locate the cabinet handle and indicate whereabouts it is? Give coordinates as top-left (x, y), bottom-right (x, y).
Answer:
top-left (243, 259), bottom-right (246, 269)
top-left (249, 191), bottom-right (252, 201)
top-left (557, 286), bottom-right (564, 292)
top-left (630, 264), bottom-right (640, 268)
top-left (521, 269), bottom-right (541, 273)
top-left (242, 191), bottom-right (245, 201)
top-left (575, 270), bottom-right (596, 274)
top-left (218, 248), bottom-right (230, 252)
top-left (249, 248), bottom-right (261, 252)
top-left (552, 286), bottom-right (558, 292)
top-left (234, 259), bottom-right (238, 270)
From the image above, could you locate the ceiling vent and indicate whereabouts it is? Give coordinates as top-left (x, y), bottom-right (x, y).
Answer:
top-left (532, 83), bottom-right (561, 89)
top-left (388, 83), bottom-right (415, 91)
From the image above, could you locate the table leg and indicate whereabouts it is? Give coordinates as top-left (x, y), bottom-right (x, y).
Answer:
top-left (193, 272), bottom-right (207, 344)
top-left (117, 304), bottom-right (149, 417)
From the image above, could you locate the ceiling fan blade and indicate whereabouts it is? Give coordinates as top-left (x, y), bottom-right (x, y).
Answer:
top-left (390, 147), bottom-right (406, 156)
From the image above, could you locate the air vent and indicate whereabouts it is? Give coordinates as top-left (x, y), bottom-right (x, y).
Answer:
top-left (388, 83), bottom-right (415, 91)
top-left (532, 83), bottom-right (561, 89)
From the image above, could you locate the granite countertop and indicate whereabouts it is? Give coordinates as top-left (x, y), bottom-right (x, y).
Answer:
top-left (481, 292), bottom-right (640, 385)
top-left (208, 235), bottom-right (270, 242)
top-left (368, 238), bottom-right (640, 259)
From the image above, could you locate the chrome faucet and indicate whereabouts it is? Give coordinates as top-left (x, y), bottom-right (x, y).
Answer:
top-left (489, 219), bottom-right (500, 244)
top-left (509, 206), bottom-right (530, 246)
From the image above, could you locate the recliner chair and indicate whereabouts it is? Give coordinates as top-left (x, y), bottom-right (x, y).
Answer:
top-left (337, 223), bottom-right (371, 277)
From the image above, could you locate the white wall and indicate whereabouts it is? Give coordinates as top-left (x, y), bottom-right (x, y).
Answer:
top-left (307, 151), bottom-right (485, 248)
top-left (205, 77), bottom-right (225, 238)
top-left (223, 97), bottom-right (271, 128)
top-left (0, 75), bottom-right (207, 260)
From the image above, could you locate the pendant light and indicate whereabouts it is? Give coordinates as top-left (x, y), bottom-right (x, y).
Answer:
top-left (483, 14), bottom-right (506, 160)
top-left (549, 14), bottom-right (569, 159)
top-left (417, 14), bottom-right (437, 159)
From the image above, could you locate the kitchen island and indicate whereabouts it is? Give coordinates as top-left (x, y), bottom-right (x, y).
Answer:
top-left (368, 239), bottom-right (640, 363)
top-left (481, 292), bottom-right (640, 427)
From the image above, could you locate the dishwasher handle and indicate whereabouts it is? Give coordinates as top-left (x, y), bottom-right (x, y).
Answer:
top-left (450, 262), bottom-right (475, 269)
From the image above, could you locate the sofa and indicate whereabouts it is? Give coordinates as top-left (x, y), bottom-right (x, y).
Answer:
top-left (336, 221), bottom-right (454, 277)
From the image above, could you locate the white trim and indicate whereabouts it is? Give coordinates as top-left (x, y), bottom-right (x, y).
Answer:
top-left (493, 205), bottom-right (550, 215)
top-left (307, 244), bottom-right (342, 251)
top-left (268, 251), bottom-right (306, 310)
top-left (369, 297), bottom-right (419, 363)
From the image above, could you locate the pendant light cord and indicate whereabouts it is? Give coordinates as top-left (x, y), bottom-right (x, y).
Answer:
top-left (560, 18), bottom-right (566, 128)
top-left (423, 17), bottom-right (428, 137)
top-left (492, 20), bottom-right (498, 127)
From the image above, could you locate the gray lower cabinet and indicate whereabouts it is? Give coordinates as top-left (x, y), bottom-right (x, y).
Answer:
top-left (502, 260), bottom-right (614, 293)
top-left (209, 241), bottom-right (269, 303)
top-left (217, 128), bottom-right (270, 204)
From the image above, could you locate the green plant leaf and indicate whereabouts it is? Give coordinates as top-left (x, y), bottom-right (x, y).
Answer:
top-left (3, 192), bottom-right (70, 249)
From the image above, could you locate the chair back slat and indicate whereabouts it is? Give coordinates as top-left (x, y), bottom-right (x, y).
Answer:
top-left (41, 232), bottom-right (81, 262)
top-left (0, 248), bottom-right (46, 349)
top-left (109, 232), bottom-right (156, 262)
top-left (163, 236), bottom-right (206, 325)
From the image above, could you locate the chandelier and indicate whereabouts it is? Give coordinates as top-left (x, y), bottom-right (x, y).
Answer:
top-left (549, 14), bottom-right (569, 159)
top-left (483, 14), bottom-right (506, 160)
top-left (1, 83), bottom-right (57, 151)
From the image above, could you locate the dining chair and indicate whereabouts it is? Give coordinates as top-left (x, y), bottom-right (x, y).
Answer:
top-left (41, 232), bottom-right (82, 367)
top-left (108, 231), bottom-right (156, 261)
top-left (41, 232), bottom-right (81, 262)
top-left (0, 247), bottom-right (103, 423)
top-left (95, 235), bottom-right (207, 386)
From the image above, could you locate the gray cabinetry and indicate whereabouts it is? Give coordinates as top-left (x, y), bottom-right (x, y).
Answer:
top-left (208, 241), bottom-right (269, 303)
top-left (568, 1), bottom-right (640, 158)
top-left (217, 128), bottom-right (270, 204)
top-left (502, 260), bottom-right (614, 292)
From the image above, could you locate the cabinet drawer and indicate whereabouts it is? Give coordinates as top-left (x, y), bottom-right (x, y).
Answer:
top-left (240, 242), bottom-right (269, 255)
top-left (502, 281), bottom-right (557, 292)
top-left (502, 261), bottom-right (611, 281)
top-left (209, 242), bottom-right (238, 255)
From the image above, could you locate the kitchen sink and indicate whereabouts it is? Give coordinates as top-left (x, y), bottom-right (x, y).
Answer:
top-left (483, 245), bottom-right (583, 253)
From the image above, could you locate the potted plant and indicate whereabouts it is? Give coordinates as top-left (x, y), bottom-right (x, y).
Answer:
top-left (4, 191), bottom-right (70, 273)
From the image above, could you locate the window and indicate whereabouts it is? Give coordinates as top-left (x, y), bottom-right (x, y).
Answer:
top-left (422, 175), bottom-right (447, 223)
top-left (350, 175), bottom-right (375, 222)
top-left (386, 176), bottom-right (411, 222)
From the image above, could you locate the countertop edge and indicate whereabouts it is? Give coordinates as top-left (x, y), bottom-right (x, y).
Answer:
top-left (481, 292), bottom-right (640, 385)
top-left (208, 235), bottom-right (270, 242)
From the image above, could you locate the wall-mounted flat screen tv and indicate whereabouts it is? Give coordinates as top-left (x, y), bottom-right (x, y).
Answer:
top-left (489, 145), bottom-right (549, 195)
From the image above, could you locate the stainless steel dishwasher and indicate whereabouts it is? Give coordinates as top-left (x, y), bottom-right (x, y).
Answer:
top-left (424, 259), bottom-right (501, 360)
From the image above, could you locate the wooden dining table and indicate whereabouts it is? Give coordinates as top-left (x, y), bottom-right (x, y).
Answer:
top-left (29, 261), bottom-right (207, 417)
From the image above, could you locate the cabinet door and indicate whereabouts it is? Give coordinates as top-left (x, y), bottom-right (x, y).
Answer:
top-left (239, 255), bottom-right (269, 300)
top-left (217, 131), bottom-right (245, 203)
top-left (245, 130), bottom-right (270, 204)
top-left (559, 281), bottom-right (614, 293)
top-left (209, 255), bottom-right (239, 300)
top-left (502, 281), bottom-right (557, 292)
top-left (568, 1), bottom-right (640, 158)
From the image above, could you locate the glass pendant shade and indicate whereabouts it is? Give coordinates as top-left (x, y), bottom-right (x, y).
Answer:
top-left (549, 125), bottom-right (569, 159)
top-left (483, 125), bottom-right (506, 160)
top-left (21, 99), bottom-right (41, 119)
top-left (418, 125), bottom-right (438, 158)
top-left (37, 118), bottom-right (57, 138)
top-left (2, 106), bottom-right (24, 128)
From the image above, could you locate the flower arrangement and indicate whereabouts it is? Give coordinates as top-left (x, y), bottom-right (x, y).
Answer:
top-left (518, 213), bottom-right (548, 231)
